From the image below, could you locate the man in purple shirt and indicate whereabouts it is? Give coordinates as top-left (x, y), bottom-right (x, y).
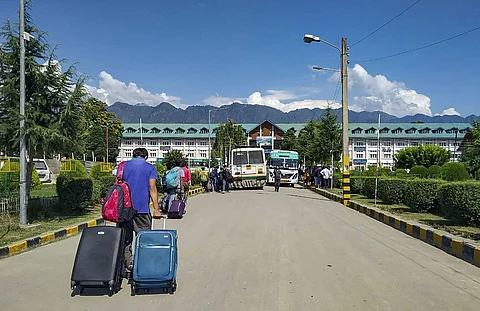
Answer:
top-left (118, 148), bottom-right (161, 272)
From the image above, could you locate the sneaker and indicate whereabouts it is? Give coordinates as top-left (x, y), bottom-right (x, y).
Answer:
top-left (126, 264), bottom-right (133, 273)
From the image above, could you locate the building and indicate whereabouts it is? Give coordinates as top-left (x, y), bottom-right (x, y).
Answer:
top-left (118, 121), bottom-right (471, 170)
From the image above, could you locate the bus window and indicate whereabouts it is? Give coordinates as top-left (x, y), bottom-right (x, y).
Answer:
top-left (233, 151), bottom-right (248, 165)
top-left (269, 158), bottom-right (283, 167)
top-left (248, 150), bottom-right (264, 164)
top-left (285, 159), bottom-right (298, 168)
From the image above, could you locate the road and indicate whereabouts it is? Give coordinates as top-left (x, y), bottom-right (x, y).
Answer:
top-left (1, 186), bottom-right (480, 311)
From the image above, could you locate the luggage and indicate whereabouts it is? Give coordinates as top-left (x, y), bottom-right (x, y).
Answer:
top-left (131, 218), bottom-right (178, 295)
top-left (168, 199), bottom-right (185, 219)
top-left (70, 225), bottom-right (125, 296)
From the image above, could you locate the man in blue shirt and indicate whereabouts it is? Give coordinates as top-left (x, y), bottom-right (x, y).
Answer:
top-left (118, 148), bottom-right (161, 272)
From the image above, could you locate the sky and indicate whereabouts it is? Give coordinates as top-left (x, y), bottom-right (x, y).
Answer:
top-left (1, 0), bottom-right (480, 117)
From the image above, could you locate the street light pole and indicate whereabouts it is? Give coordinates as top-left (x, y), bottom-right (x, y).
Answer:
top-left (208, 110), bottom-right (211, 172)
top-left (19, 0), bottom-right (27, 226)
top-left (340, 37), bottom-right (350, 207)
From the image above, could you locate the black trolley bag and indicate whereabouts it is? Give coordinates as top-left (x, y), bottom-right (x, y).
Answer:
top-left (70, 224), bottom-right (126, 296)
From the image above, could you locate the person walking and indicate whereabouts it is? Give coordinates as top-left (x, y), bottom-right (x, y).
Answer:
top-left (117, 148), bottom-right (160, 273)
top-left (274, 165), bottom-right (282, 192)
top-left (180, 161), bottom-right (191, 202)
top-left (200, 167), bottom-right (209, 193)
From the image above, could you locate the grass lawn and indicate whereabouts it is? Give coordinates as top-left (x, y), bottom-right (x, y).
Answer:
top-left (0, 206), bottom-right (101, 247)
top-left (324, 188), bottom-right (480, 241)
top-left (30, 184), bottom-right (56, 198)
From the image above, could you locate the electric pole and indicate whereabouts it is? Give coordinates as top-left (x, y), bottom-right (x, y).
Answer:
top-left (341, 37), bottom-right (350, 207)
top-left (19, 0), bottom-right (27, 226)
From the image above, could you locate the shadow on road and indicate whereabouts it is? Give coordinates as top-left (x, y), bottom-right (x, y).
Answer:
top-left (285, 194), bottom-right (330, 202)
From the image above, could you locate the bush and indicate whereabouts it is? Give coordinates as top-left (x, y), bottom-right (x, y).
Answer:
top-left (92, 175), bottom-right (116, 203)
top-left (438, 182), bottom-right (480, 226)
top-left (31, 169), bottom-right (41, 190)
top-left (89, 163), bottom-right (114, 180)
top-left (333, 172), bottom-right (342, 188)
top-left (191, 169), bottom-right (202, 186)
top-left (477, 168), bottom-right (480, 180)
top-left (426, 165), bottom-right (441, 179)
top-left (440, 162), bottom-right (469, 181)
top-left (350, 176), bottom-right (376, 195)
top-left (0, 165), bottom-right (41, 192)
top-left (56, 176), bottom-right (93, 214)
top-left (154, 163), bottom-right (167, 193)
top-left (377, 178), bottom-right (406, 204)
top-left (394, 168), bottom-right (408, 178)
top-left (59, 159), bottom-right (87, 178)
top-left (362, 177), bottom-right (377, 199)
top-left (28, 197), bottom-right (58, 220)
top-left (403, 179), bottom-right (445, 212)
top-left (409, 165), bottom-right (427, 178)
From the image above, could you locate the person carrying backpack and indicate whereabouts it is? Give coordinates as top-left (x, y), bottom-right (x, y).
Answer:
top-left (116, 148), bottom-right (160, 273)
top-left (200, 167), bottom-right (209, 193)
top-left (180, 161), bottom-right (191, 202)
top-left (165, 161), bottom-right (185, 204)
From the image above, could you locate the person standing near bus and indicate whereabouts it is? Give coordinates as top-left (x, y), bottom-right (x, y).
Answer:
top-left (274, 165), bottom-right (281, 192)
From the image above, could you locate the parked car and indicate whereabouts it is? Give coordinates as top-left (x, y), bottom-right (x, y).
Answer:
top-left (33, 159), bottom-right (51, 183)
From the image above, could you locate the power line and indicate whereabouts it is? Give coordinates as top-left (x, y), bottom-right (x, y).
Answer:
top-left (350, 0), bottom-right (422, 48)
top-left (354, 26), bottom-right (480, 63)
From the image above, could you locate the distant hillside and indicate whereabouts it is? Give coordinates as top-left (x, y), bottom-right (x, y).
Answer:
top-left (107, 102), bottom-right (478, 124)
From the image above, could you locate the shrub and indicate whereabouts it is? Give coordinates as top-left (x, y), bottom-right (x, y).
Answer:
top-left (92, 175), bottom-right (116, 203)
top-left (31, 169), bottom-right (41, 190)
top-left (154, 163), bottom-right (167, 193)
top-left (394, 168), bottom-right (408, 178)
top-left (438, 182), bottom-right (480, 226)
top-left (377, 178), bottom-right (406, 204)
top-left (89, 163), bottom-right (114, 180)
top-left (426, 165), bottom-right (441, 179)
top-left (191, 169), bottom-right (202, 186)
top-left (350, 176), bottom-right (376, 195)
top-left (350, 177), bottom-right (364, 194)
top-left (0, 164), bottom-right (40, 192)
top-left (440, 162), bottom-right (469, 181)
top-left (333, 172), bottom-right (342, 188)
top-left (56, 176), bottom-right (93, 214)
top-left (362, 177), bottom-right (377, 199)
top-left (403, 179), bottom-right (445, 212)
top-left (409, 165), bottom-right (427, 178)
top-left (59, 159), bottom-right (87, 178)
top-left (477, 168), bottom-right (480, 180)
top-left (28, 197), bottom-right (58, 220)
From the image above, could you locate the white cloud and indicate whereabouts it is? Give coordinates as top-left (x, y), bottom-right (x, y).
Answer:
top-left (265, 89), bottom-right (298, 100)
top-left (86, 71), bottom-right (184, 108)
top-left (245, 91), bottom-right (340, 112)
top-left (347, 64), bottom-right (432, 117)
top-left (201, 95), bottom-right (244, 107)
top-left (435, 108), bottom-right (461, 116)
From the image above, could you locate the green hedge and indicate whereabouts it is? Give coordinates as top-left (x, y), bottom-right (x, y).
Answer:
top-left (438, 182), bottom-right (480, 226)
top-left (191, 170), bottom-right (202, 186)
top-left (59, 159), bottom-right (87, 178)
top-left (403, 179), bottom-right (445, 212)
top-left (362, 177), bottom-right (377, 199)
top-left (350, 176), bottom-right (375, 195)
top-left (92, 175), bottom-right (117, 203)
top-left (426, 165), bottom-right (441, 179)
top-left (377, 178), bottom-right (405, 204)
top-left (333, 172), bottom-right (342, 188)
top-left (440, 162), bottom-right (469, 181)
top-left (410, 165), bottom-right (427, 178)
top-left (89, 163), bottom-right (113, 180)
top-left (394, 169), bottom-right (408, 178)
top-left (56, 176), bottom-right (93, 214)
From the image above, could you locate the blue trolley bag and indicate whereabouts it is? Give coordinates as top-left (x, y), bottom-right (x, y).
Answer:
top-left (131, 217), bottom-right (178, 295)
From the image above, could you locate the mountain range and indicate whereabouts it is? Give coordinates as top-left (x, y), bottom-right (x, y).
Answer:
top-left (107, 102), bottom-right (479, 124)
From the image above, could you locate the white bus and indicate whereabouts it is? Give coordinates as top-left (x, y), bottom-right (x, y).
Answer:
top-left (230, 147), bottom-right (267, 189)
top-left (267, 150), bottom-right (299, 186)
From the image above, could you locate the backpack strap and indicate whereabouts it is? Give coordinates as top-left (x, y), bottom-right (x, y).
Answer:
top-left (117, 162), bottom-right (126, 180)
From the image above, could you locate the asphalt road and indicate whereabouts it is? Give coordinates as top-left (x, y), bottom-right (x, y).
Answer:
top-left (1, 186), bottom-right (480, 311)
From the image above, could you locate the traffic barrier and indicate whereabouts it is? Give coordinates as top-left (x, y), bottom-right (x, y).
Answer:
top-left (310, 186), bottom-right (480, 268)
top-left (0, 187), bottom-right (204, 258)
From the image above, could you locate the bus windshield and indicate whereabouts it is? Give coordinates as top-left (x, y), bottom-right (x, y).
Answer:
top-left (233, 151), bottom-right (248, 165)
top-left (269, 158), bottom-right (298, 168)
top-left (248, 150), bottom-right (264, 164)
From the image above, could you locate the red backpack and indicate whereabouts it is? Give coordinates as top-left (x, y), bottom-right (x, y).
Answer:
top-left (102, 162), bottom-right (137, 223)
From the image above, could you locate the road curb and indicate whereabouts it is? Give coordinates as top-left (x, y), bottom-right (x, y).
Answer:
top-left (0, 187), bottom-right (204, 259)
top-left (310, 187), bottom-right (480, 268)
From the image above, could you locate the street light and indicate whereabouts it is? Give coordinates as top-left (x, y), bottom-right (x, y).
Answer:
top-left (312, 66), bottom-right (339, 72)
top-left (208, 110), bottom-right (212, 172)
top-left (304, 33), bottom-right (350, 206)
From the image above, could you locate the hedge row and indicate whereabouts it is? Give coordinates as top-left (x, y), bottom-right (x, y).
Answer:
top-left (350, 176), bottom-right (480, 226)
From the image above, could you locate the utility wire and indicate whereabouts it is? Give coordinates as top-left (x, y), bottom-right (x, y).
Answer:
top-left (353, 26), bottom-right (480, 63)
top-left (350, 0), bottom-right (422, 48)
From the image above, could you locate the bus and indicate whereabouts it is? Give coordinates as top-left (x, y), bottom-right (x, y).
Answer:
top-left (230, 147), bottom-right (267, 189)
top-left (267, 150), bottom-right (299, 186)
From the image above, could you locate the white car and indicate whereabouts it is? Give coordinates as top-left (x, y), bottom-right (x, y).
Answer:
top-left (33, 159), bottom-right (51, 183)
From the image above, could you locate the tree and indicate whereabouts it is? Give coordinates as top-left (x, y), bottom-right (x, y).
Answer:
top-left (79, 98), bottom-right (124, 162)
top-left (163, 150), bottom-right (186, 170)
top-left (0, 4), bottom-right (86, 200)
top-left (297, 120), bottom-right (321, 166)
top-left (316, 107), bottom-right (342, 165)
top-left (394, 145), bottom-right (451, 170)
top-left (212, 119), bottom-right (246, 165)
top-left (460, 120), bottom-right (480, 177)
top-left (280, 128), bottom-right (298, 151)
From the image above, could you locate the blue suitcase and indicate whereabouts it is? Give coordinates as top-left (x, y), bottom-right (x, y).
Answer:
top-left (131, 217), bottom-right (178, 295)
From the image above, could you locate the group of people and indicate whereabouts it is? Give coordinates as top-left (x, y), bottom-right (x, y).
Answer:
top-left (114, 148), bottom-right (191, 273)
top-left (299, 165), bottom-right (333, 189)
top-left (199, 165), bottom-right (233, 194)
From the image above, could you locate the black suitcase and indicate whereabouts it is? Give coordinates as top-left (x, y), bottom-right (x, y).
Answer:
top-left (70, 226), bottom-right (125, 296)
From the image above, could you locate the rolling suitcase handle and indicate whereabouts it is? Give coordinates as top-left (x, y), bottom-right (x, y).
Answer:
top-left (151, 216), bottom-right (166, 230)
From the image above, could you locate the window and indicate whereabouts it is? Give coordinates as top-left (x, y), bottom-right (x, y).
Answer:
top-left (369, 140), bottom-right (377, 147)
top-left (126, 128), bottom-right (136, 134)
top-left (125, 152), bottom-right (132, 158)
top-left (355, 141), bottom-right (365, 147)
top-left (162, 140), bottom-right (170, 146)
top-left (151, 128), bottom-right (161, 134)
top-left (397, 140), bottom-right (406, 147)
top-left (187, 141), bottom-right (195, 146)
top-left (405, 128), bottom-right (416, 134)
top-left (199, 128), bottom-right (209, 134)
top-left (383, 141), bottom-right (392, 147)
top-left (163, 128), bottom-right (173, 134)
top-left (391, 128), bottom-right (403, 134)
top-left (188, 153), bottom-right (194, 158)
top-left (439, 142), bottom-right (447, 147)
top-left (356, 152), bottom-right (364, 159)
top-left (365, 128), bottom-right (376, 134)
top-left (175, 128), bottom-right (185, 134)
top-left (424, 141), bottom-right (433, 145)
top-left (149, 140), bottom-right (157, 146)
top-left (352, 128), bottom-right (362, 134)
top-left (200, 152), bottom-right (207, 158)
top-left (380, 128), bottom-right (389, 134)
top-left (384, 153), bottom-right (392, 159)
top-left (248, 150), bottom-right (264, 164)
top-left (411, 140), bottom-right (419, 146)
top-left (200, 140), bottom-right (208, 146)
top-left (150, 152), bottom-right (157, 158)
top-left (125, 140), bottom-right (133, 146)
top-left (138, 140), bottom-right (142, 145)
top-left (233, 151), bottom-right (248, 165)
top-left (369, 151), bottom-right (377, 159)
top-left (174, 141), bottom-right (182, 146)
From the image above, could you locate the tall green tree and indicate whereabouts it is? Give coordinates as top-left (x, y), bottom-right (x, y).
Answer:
top-left (163, 150), bottom-right (186, 170)
top-left (280, 128), bottom-right (298, 151)
top-left (213, 119), bottom-right (246, 165)
top-left (0, 4), bottom-right (86, 198)
top-left (80, 98), bottom-right (124, 162)
top-left (316, 107), bottom-right (342, 165)
top-left (394, 145), bottom-right (451, 169)
top-left (297, 120), bottom-right (321, 166)
top-left (460, 120), bottom-right (480, 177)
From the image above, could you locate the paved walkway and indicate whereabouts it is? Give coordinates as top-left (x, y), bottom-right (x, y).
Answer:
top-left (1, 186), bottom-right (479, 311)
